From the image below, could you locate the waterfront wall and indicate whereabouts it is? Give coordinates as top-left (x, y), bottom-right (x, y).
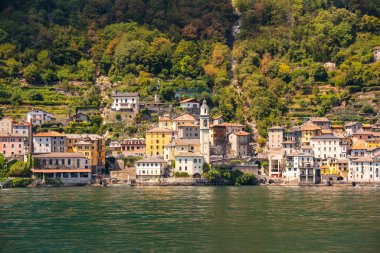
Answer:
top-left (137, 178), bottom-right (210, 186)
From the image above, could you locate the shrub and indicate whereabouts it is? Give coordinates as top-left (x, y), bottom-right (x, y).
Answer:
top-left (173, 172), bottom-right (189, 178)
top-left (9, 178), bottom-right (34, 187)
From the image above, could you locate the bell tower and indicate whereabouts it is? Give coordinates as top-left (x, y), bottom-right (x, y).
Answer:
top-left (200, 100), bottom-right (210, 163)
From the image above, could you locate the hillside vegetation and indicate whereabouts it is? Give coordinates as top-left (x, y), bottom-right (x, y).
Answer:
top-left (0, 0), bottom-right (379, 137)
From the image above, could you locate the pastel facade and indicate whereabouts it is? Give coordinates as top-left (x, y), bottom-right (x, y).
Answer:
top-left (33, 131), bottom-right (66, 153)
top-left (111, 92), bottom-right (139, 112)
top-left (66, 134), bottom-right (106, 170)
top-left (0, 132), bottom-right (26, 158)
top-left (135, 157), bottom-right (167, 179)
top-left (0, 117), bottom-right (13, 134)
top-left (120, 138), bottom-right (145, 156)
top-left (268, 126), bottom-right (285, 149)
top-left (172, 113), bottom-right (198, 131)
top-left (179, 98), bottom-right (200, 115)
top-left (12, 121), bottom-right (30, 137)
top-left (345, 122), bottom-right (362, 136)
top-left (228, 131), bottom-right (250, 157)
top-left (32, 153), bottom-right (91, 185)
top-left (178, 123), bottom-right (199, 139)
top-left (174, 152), bottom-right (204, 177)
top-left (164, 139), bottom-right (200, 161)
top-left (146, 127), bottom-right (177, 156)
top-left (309, 117), bottom-right (331, 130)
top-left (348, 154), bottom-right (380, 183)
top-left (301, 122), bottom-right (321, 145)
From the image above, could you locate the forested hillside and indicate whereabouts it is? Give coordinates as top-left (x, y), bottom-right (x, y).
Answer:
top-left (0, 0), bottom-right (379, 137)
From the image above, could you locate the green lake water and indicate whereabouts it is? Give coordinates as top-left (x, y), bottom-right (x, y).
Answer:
top-left (1, 186), bottom-right (379, 253)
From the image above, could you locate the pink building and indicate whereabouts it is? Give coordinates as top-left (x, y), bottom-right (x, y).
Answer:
top-left (121, 138), bottom-right (145, 156)
top-left (0, 132), bottom-right (26, 158)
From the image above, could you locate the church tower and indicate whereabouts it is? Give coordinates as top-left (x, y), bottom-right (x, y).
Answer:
top-left (200, 100), bottom-right (210, 163)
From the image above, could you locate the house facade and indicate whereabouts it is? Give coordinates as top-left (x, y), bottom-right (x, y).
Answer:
top-left (33, 132), bottom-right (66, 153)
top-left (174, 152), bottom-right (204, 177)
top-left (268, 126), bottom-right (285, 149)
top-left (135, 157), bottom-right (167, 179)
top-left (111, 92), bottom-right (139, 112)
top-left (120, 138), bottom-right (145, 156)
top-left (27, 110), bottom-right (54, 125)
top-left (228, 131), bottom-right (251, 157)
top-left (145, 127), bottom-right (177, 156)
top-left (0, 132), bottom-right (26, 158)
top-left (32, 153), bottom-right (91, 185)
top-left (0, 117), bottom-right (13, 134)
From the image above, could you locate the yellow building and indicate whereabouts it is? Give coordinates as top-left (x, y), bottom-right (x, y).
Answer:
top-left (320, 158), bottom-right (338, 175)
top-left (66, 134), bottom-right (105, 170)
top-left (146, 127), bottom-right (177, 156)
top-left (365, 138), bottom-right (380, 148)
top-left (301, 122), bottom-right (321, 145)
top-left (158, 116), bottom-right (172, 129)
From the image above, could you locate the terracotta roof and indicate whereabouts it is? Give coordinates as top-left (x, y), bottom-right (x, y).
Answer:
top-left (301, 122), bottom-right (321, 131)
top-left (34, 131), bottom-right (65, 137)
top-left (137, 157), bottom-right (166, 163)
top-left (310, 117), bottom-right (330, 122)
top-left (321, 129), bottom-right (333, 134)
top-left (74, 141), bottom-right (92, 145)
top-left (218, 122), bottom-right (244, 127)
top-left (175, 152), bottom-right (203, 157)
top-left (0, 131), bottom-right (25, 137)
top-left (146, 127), bottom-right (175, 133)
top-left (345, 122), bottom-right (361, 127)
top-left (13, 121), bottom-right (30, 126)
top-left (331, 125), bottom-right (343, 129)
top-left (269, 126), bottom-right (285, 130)
top-left (173, 113), bottom-right (197, 121)
top-left (282, 141), bottom-right (295, 144)
top-left (351, 144), bottom-right (366, 150)
top-left (231, 131), bottom-right (250, 136)
top-left (34, 152), bottom-right (86, 158)
top-left (180, 98), bottom-right (199, 103)
top-left (301, 145), bottom-right (313, 149)
top-left (178, 123), bottom-right (199, 127)
top-left (159, 116), bottom-right (172, 121)
top-left (65, 134), bottom-right (103, 140)
top-left (352, 130), bottom-right (375, 136)
top-left (362, 124), bottom-right (372, 128)
top-left (174, 139), bottom-right (200, 145)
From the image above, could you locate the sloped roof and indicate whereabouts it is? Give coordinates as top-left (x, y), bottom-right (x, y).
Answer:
top-left (180, 98), bottom-right (199, 103)
top-left (175, 152), bottom-right (203, 157)
top-left (112, 92), bottom-right (139, 97)
top-left (310, 117), bottom-right (330, 122)
top-left (34, 131), bottom-right (65, 137)
top-left (146, 127), bottom-right (175, 133)
top-left (231, 131), bottom-right (250, 136)
top-left (34, 152), bottom-right (86, 158)
top-left (301, 122), bottom-right (321, 131)
top-left (137, 157), bottom-right (166, 163)
top-left (173, 113), bottom-right (197, 121)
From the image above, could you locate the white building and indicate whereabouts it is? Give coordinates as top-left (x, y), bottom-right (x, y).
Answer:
top-left (310, 134), bottom-right (344, 159)
top-left (172, 113), bottom-right (198, 131)
top-left (179, 98), bottom-right (200, 114)
top-left (111, 92), bottom-right (139, 112)
top-left (33, 132), bottom-right (66, 153)
top-left (348, 154), bottom-right (380, 183)
top-left (309, 117), bottom-right (331, 130)
top-left (199, 100), bottom-right (210, 163)
top-left (374, 46), bottom-right (380, 62)
top-left (284, 152), bottom-right (318, 183)
top-left (135, 157), bottom-right (167, 179)
top-left (164, 139), bottom-right (200, 161)
top-left (268, 126), bottom-right (285, 150)
top-left (174, 152), bottom-right (204, 178)
top-left (27, 110), bottom-right (54, 125)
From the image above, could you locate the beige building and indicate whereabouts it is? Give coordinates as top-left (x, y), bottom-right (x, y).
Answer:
top-left (172, 113), bottom-right (198, 131)
top-left (164, 139), bottom-right (200, 161)
top-left (178, 123), bottom-right (199, 139)
top-left (268, 126), bottom-right (285, 150)
top-left (135, 157), bottom-right (168, 179)
top-left (228, 131), bottom-right (251, 157)
top-left (0, 117), bottom-right (13, 134)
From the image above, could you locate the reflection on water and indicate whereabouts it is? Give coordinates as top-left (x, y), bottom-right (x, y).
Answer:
top-left (1, 187), bottom-right (380, 253)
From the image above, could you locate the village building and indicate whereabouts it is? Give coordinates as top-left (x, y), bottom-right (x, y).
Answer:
top-left (228, 131), bottom-right (251, 157)
top-left (212, 116), bottom-right (224, 125)
top-left (284, 152), bottom-right (320, 184)
top-left (0, 117), bottom-right (13, 134)
top-left (135, 157), bottom-right (167, 179)
top-left (361, 124), bottom-right (373, 132)
top-left (120, 138), bottom-right (145, 157)
top-left (309, 117), bottom-right (331, 130)
top-left (179, 98), bottom-right (200, 115)
top-left (268, 126), bottom-right (285, 149)
top-left (33, 131), bottom-right (66, 153)
top-left (12, 121), bottom-right (30, 137)
top-left (178, 123), bottom-right (200, 139)
top-left (331, 124), bottom-right (344, 134)
top-left (111, 92), bottom-right (139, 113)
top-left (172, 113), bottom-right (198, 131)
top-left (145, 127), bottom-right (177, 156)
top-left (32, 153), bottom-right (91, 185)
top-left (158, 115), bottom-right (172, 128)
top-left (310, 134), bottom-right (345, 159)
top-left (348, 153), bottom-right (380, 183)
top-left (69, 112), bottom-right (90, 123)
top-left (345, 122), bottom-right (362, 136)
top-left (301, 122), bottom-right (321, 145)
top-left (282, 141), bottom-right (296, 157)
top-left (26, 110), bottom-right (55, 125)
top-left (174, 152), bottom-right (204, 177)
top-left (164, 139), bottom-right (200, 161)
top-left (108, 140), bottom-right (121, 156)
top-left (268, 153), bottom-right (283, 178)
top-left (66, 134), bottom-right (105, 171)
top-left (0, 132), bottom-right (26, 158)
top-left (284, 126), bottom-right (302, 146)
top-left (352, 131), bottom-right (380, 145)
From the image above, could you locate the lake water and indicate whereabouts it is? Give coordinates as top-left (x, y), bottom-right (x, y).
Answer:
top-left (1, 186), bottom-right (379, 253)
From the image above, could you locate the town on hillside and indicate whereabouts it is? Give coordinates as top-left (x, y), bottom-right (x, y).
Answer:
top-left (1, 92), bottom-right (380, 187)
